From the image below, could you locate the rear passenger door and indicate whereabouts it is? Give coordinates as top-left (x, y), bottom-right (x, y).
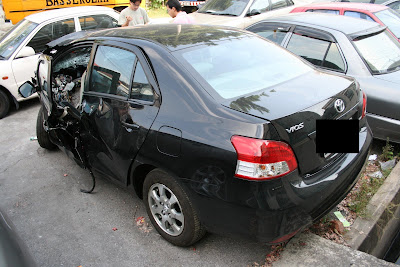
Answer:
top-left (283, 27), bottom-right (347, 73)
top-left (82, 41), bottom-right (160, 183)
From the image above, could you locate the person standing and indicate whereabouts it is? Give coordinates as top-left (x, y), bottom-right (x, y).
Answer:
top-left (166, 0), bottom-right (195, 24)
top-left (118, 0), bottom-right (150, 27)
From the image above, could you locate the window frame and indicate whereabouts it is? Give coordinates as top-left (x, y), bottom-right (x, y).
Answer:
top-left (246, 22), bottom-right (292, 45)
top-left (343, 10), bottom-right (375, 21)
top-left (283, 26), bottom-right (347, 73)
top-left (85, 41), bottom-right (159, 105)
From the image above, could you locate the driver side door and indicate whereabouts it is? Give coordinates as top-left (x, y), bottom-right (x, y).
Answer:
top-left (81, 41), bottom-right (160, 184)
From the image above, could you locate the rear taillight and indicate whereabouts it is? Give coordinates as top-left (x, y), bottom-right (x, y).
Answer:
top-left (231, 136), bottom-right (298, 180)
top-left (362, 91), bottom-right (367, 119)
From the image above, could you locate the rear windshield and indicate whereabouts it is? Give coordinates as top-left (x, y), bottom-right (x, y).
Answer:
top-left (175, 36), bottom-right (312, 99)
top-left (0, 19), bottom-right (38, 59)
top-left (375, 8), bottom-right (400, 38)
top-left (352, 30), bottom-right (400, 74)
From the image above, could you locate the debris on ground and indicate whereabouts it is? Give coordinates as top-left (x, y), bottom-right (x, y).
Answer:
top-left (380, 159), bottom-right (396, 171)
top-left (264, 244), bottom-right (285, 267)
top-left (136, 216), bottom-right (152, 233)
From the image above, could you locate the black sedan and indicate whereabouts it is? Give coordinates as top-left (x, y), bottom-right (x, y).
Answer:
top-left (20, 24), bottom-right (371, 246)
top-left (246, 13), bottom-right (400, 144)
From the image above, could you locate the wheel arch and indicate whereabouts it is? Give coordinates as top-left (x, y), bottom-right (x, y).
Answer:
top-left (129, 163), bottom-right (156, 199)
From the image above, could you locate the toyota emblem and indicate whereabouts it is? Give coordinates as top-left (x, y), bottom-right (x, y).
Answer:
top-left (334, 99), bottom-right (345, 113)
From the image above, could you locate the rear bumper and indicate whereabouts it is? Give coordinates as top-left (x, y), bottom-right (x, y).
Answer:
top-left (367, 112), bottom-right (400, 143)
top-left (181, 126), bottom-right (372, 243)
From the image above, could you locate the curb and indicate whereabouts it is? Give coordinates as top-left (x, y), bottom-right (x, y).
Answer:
top-left (345, 159), bottom-right (400, 258)
top-left (273, 232), bottom-right (396, 266)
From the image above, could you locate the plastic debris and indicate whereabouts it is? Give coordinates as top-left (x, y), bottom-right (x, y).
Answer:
top-left (368, 154), bottom-right (377, 161)
top-left (368, 171), bottom-right (383, 179)
top-left (380, 159), bottom-right (396, 171)
top-left (112, 227), bottom-right (118, 231)
top-left (333, 211), bottom-right (350, 227)
top-left (30, 136), bottom-right (37, 141)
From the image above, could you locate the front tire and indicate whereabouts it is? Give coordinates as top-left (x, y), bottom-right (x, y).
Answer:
top-left (36, 106), bottom-right (56, 150)
top-left (0, 90), bottom-right (10, 119)
top-left (143, 169), bottom-right (206, 246)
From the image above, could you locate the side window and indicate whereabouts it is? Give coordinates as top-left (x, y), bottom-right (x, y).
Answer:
top-left (270, 0), bottom-right (288, 10)
top-left (79, 15), bottom-right (118, 30)
top-left (344, 11), bottom-right (375, 21)
top-left (27, 18), bottom-right (76, 53)
top-left (130, 61), bottom-right (153, 102)
top-left (247, 24), bottom-right (289, 45)
top-left (249, 0), bottom-right (270, 14)
top-left (90, 46), bottom-right (136, 98)
top-left (388, 2), bottom-right (400, 12)
top-left (287, 32), bottom-right (345, 72)
top-left (322, 43), bottom-right (345, 71)
top-left (311, 9), bottom-right (340, 15)
top-left (52, 46), bottom-right (92, 107)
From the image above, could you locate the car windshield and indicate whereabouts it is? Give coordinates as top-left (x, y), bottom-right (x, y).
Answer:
top-left (197, 0), bottom-right (249, 16)
top-left (353, 30), bottom-right (400, 74)
top-left (176, 36), bottom-right (312, 99)
top-left (375, 8), bottom-right (400, 38)
top-left (0, 19), bottom-right (38, 60)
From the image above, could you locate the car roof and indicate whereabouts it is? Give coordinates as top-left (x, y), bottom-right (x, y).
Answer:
top-left (296, 2), bottom-right (388, 12)
top-left (25, 6), bottom-right (116, 24)
top-left (263, 13), bottom-right (383, 35)
top-left (83, 24), bottom-right (251, 51)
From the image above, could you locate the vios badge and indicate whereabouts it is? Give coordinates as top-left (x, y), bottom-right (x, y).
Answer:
top-left (286, 122), bottom-right (304, 133)
top-left (334, 99), bottom-right (345, 113)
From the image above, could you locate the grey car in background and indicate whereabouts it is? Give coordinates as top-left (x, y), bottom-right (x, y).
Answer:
top-left (246, 13), bottom-right (400, 143)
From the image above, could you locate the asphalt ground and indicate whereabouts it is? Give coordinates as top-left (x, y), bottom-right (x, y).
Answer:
top-left (0, 99), bottom-right (270, 266)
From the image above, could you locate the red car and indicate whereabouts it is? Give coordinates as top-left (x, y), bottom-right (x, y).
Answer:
top-left (291, 2), bottom-right (400, 42)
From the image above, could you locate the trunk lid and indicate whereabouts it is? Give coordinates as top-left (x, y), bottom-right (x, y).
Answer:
top-left (225, 71), bottom-right (362, 175)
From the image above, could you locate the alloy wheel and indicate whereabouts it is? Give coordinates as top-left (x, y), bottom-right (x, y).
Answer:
top-left (148, 183), bottom-right (184, 236)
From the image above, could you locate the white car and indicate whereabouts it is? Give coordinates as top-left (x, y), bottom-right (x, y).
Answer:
top-left (0, 6), bottom-right (119, 118)
top-left (189, 0), bottom-right (311, 28)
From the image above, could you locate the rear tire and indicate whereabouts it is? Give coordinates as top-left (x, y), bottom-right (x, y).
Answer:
top-left (36, 106), bottom-right (57, 150)
top-left (143, 169), bottom-right (206, 247)
top-left (0, 90), bottom-right (10, 119)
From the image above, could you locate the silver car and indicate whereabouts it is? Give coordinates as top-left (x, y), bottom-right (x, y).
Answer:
top-left (246, 13), bottom-right (400, 143)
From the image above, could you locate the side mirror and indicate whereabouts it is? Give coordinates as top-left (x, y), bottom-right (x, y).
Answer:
top-left (15, 46), bottom-right (35, 59)
top-left (247, 9), bottom-right (261, 16)
top-left (18, 81), bottom-right (37, 98)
